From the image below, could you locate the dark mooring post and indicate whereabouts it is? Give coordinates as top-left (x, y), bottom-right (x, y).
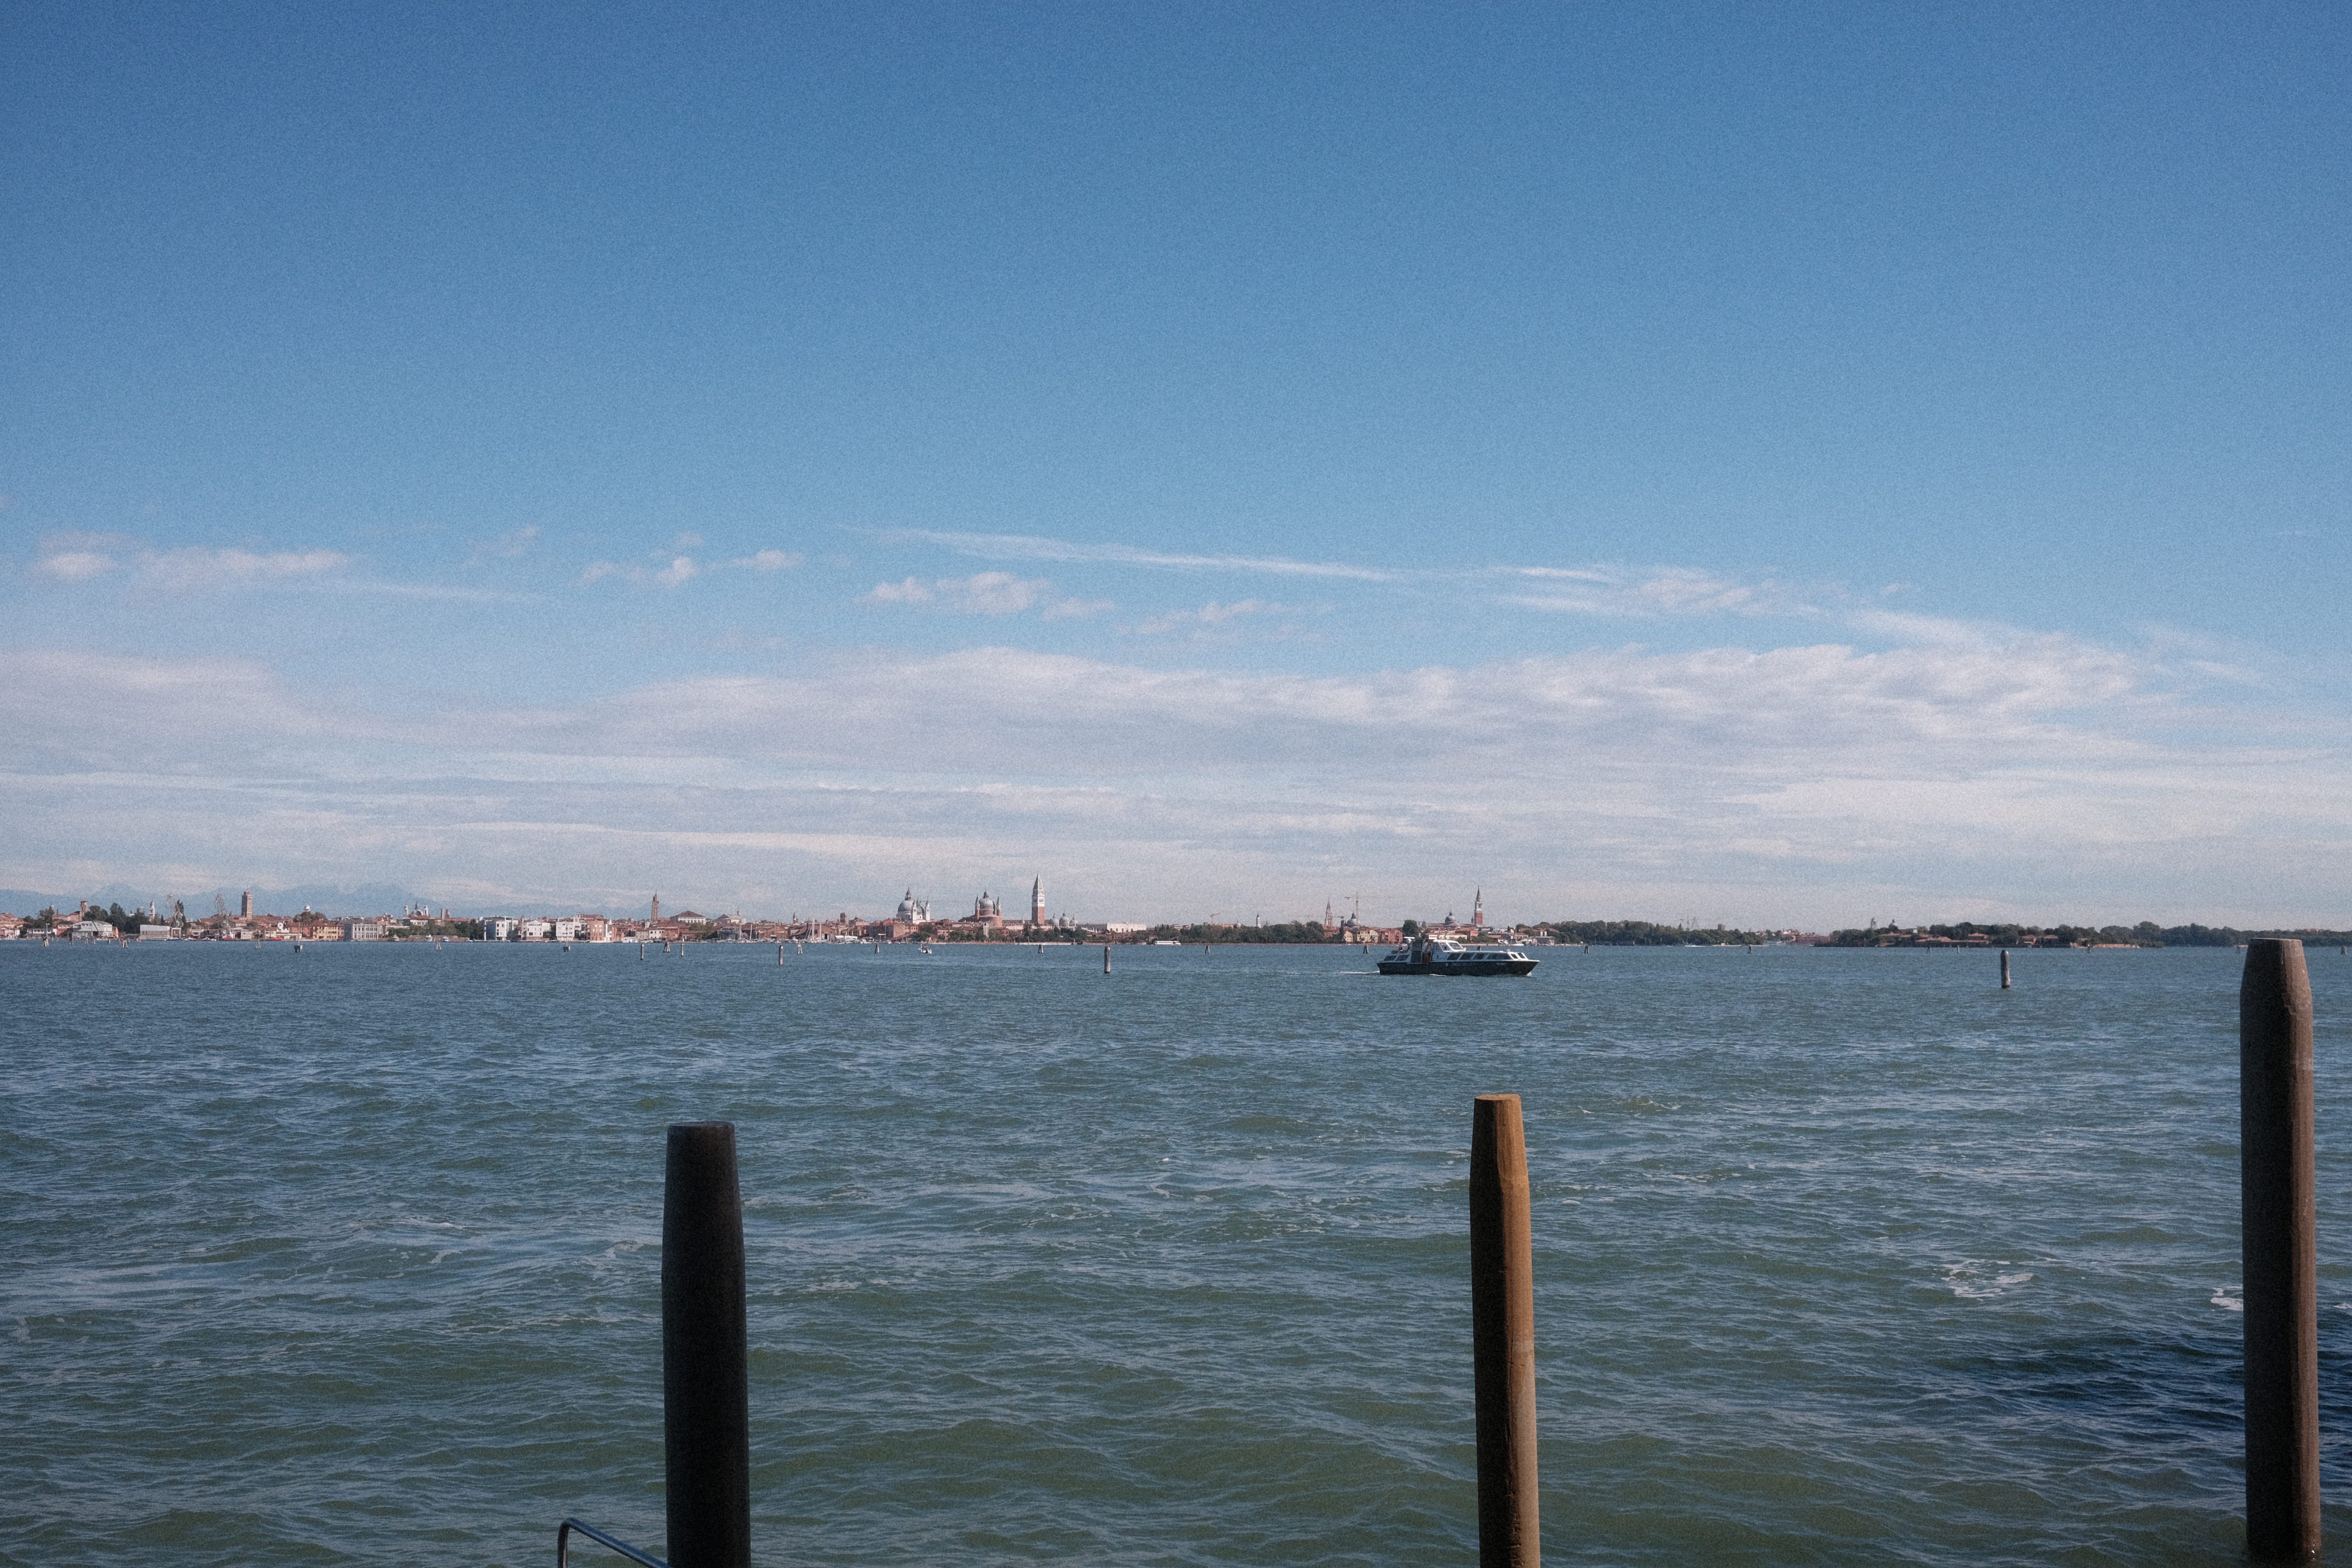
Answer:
top-left (2242, 939), bottom-right (2319, 1561)
top-left (2000, 949), bottom-right (2011, 989)
top-left (665, 1122), bottom-right (751, 1568)
top-left (1471, 1093), bottom-right (1539, 1568)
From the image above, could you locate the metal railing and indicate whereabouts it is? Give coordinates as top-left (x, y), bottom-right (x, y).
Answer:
top-left (557, 1516), bottom-right (668, 1568)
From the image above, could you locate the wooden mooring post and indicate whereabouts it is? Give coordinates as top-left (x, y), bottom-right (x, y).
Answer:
top-left (2241, 939), bottom-right (2319, 1561)
top-left (665, 1122), bottom-right (751, 1568)
top-left (1471, 1093), bottom-right (1539, 1568)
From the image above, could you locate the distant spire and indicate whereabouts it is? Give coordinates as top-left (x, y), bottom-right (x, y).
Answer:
top-left (1472, 888), bottom-right (1484, 928)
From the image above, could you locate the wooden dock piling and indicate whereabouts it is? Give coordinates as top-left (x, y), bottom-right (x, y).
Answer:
top-left (2241, 939), bottom-right (2318, 1561)
top-left (664, 1122), bottom-right (751, 1568)
top-left (2000, 949), bottom-right (2011, 989)
top-left (1470, 1093), bottom-right (1539, 1568)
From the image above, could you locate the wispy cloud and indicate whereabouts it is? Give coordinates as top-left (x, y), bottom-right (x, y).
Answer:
top-left (143, 547), bottom-right (352, 590)
top-left (880, 529), bottom-right (1398, 582)
top-left (327, 579), bottom-right (534, 603)
top-left (579, 546), bottom-right (801, 587)
top-left (0, 650), bottom-right (341, 768)
top-left (873, 531), bottom-right (1891, 628)
top-left (1502, 567), bottom-right (1616, 583)
top-left (1130, 599), bottom-right (1325, 639)
top-left (865, 571), bottom-right (1109, 618)
top-left (27, 537), bottom-right (355, 590)
top-left (581, 554), bottom-right (701, 587)
top-left (27, 531), bottom-right (129, 582)
top-left (466, 525), bottom-right (541, 565)
top-left (23, 533), bottom-right (535, 601)
top-left (32, 549), bottom-right (117, 582)
top-left (878, 529), bottom-right (1873, 625)
top-left (1501, 566), bottom-right (1829, 619)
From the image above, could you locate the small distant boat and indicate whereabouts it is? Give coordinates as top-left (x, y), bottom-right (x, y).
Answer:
top-left (1377, 935), bottom-right (1539, 977)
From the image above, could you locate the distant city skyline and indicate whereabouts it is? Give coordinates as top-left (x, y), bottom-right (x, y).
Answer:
top-left (5, 5), bottom-right (2347, 929)
top-left (0, 877), bottom-right (1508, 931)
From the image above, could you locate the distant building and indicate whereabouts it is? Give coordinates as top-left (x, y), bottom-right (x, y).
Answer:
top-left (519, 919), bottom-right (553, 941)
top-left (895, 890), bottom-right (931, 924)
top-left (1031, 877), bottom-right (1044, 926)
top-left (342, 919), bottom-right (386, 942)
top-left (481, 917), bottom-right (517, 942)
top-left (241, 890), bottom-right (253, 918)
top-left (553, 918), bottom-right (581, 942)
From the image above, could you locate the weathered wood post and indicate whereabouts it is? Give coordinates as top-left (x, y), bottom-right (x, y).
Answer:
top-left (2242, 939), bottom-right (2318, 1561)
top-left (1471, 1093), bottom-right (1539, 1568)
top-left (1103, 942), bottom-right (1112, 973)
top-left (2000, 949), bottom-right (2011, 989)
top-left (665, 1122), bottom-right (751, 1568)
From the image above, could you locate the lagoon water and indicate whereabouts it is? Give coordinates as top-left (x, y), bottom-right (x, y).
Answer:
top-left (6, 939), bottom-right (2352, 1566)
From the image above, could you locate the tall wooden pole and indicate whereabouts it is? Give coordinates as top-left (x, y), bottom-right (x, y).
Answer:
top-left (2242, 939), bottom-right (2319, 1561)
top-left (1471, 1094), bottom-right (1539, 1568)
top-left (665, 1122), bottom-right (751, 1568)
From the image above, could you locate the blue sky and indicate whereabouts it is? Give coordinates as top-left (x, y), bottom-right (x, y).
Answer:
top-left (5, 1), bottom-right (2348, 926)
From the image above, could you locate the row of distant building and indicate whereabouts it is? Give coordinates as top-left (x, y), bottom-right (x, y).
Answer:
top-left (4, 893), bottom-right (437, 943)
top-left (6, 896), bottom-right (693, 944)
top-left (6, 883), bottom-right (1534, 945)
top-left (2, 885), bottom-right (1096, 944)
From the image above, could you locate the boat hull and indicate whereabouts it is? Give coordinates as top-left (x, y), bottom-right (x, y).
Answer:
top-left (1377, 957), bottom-right (1538, 976)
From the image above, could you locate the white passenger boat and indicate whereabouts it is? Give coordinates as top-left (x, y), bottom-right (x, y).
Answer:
top-left (1377, 935), bottom-right (1539, 976)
